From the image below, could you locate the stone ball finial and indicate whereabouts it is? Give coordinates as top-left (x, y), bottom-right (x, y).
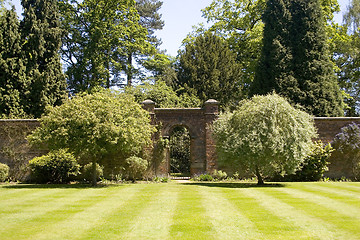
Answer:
top-left (142, 99), bottom-right (155, 113)
top-left (204, 99), bottom-right (219, 105)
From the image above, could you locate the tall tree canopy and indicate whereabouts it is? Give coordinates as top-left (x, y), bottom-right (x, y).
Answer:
top-left (60, 0), bottom-right (155, 93)
top-left (201, 0), bottom-right (341, 97)
top-left (21, 0), bottom-right (67, 118)
top-left (251, 0), bottom-right (344, 117)
top-left (177, 31), bottom-right (243, 108)
top-left (337, 0), bottom-right (360, 115)
top-left (122, 0), bottom-right (164, 86)
top-left (0, 7), bottom-right (28, 118)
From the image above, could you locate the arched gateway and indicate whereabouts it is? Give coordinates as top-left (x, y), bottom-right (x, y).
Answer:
top-left (142, 99), bottom-right (219, 176)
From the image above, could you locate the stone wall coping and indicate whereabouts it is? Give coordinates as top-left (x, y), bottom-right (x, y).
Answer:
top-left (0, 119), bottom-right (38, 122)
top-left (154, 108), bottom-right (203, 112)
top-left (314, 117), bottom-right (360, 121)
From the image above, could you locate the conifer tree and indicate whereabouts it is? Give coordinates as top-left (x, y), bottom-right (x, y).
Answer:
top-left (21, 0), bottom-right (67, 118)
top-left (0, 8), bottom-right (28, 118)
top-left (177, 31), bottom-right (243, 108)
top-left (252, 0), bottom-right (343, 117)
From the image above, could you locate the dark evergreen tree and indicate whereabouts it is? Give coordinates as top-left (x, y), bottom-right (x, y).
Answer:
top-left (252, 0), bottom-right (344, 117)
top-left (21, 0), bottom-right (67, 118)
top-left (0, 8), bottom-right (28, 118)
top-left (177, 31), bottom-right (243, 108)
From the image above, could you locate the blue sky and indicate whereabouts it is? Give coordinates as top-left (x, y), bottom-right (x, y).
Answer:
top-left (9, 0), bottom-right (350, 57)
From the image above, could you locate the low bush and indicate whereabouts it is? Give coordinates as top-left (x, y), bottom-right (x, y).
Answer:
top-left (123, 156), bottom-right (148, 182)
top-left (28, 149), bottom-right (80, 183)
top-left (81, 163), bottom-right (104, 183)
top-left (193, 174), bottom-right (214, 181)
top-left (212, 170), bottom-right (228, 180)
top-left (294, 141), bottom-right (333, 181)
top-left (273, 141), bottom-right (333, 182)
top-left (332, 123), bottom-right (360, 180)
top-left (0, 163), bottom-right (10, 182)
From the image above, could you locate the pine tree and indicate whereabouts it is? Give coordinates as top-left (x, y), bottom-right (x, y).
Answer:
top-left (0, 8), bottom-right (28, 118)
top-left (252, 0), bottom-right (343, 116)
top-left (177, 31), bottom-right (243, 108)
top-left (21, 0), bottom-right (67, 118)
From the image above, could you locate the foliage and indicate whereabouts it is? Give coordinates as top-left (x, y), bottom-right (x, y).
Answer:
top-left (60, 0), bottom-right (155, 92)
top-left (211, 170), bottom-right (228, 180)
top-left (81, 163), bottom-right (104, 182)
top-left (192, 174), bottom-right (214, 181)
top-left (28, 149), bottom-right (80, 184)
top-left (123, 156), bottom-right (148, 181)
top-left (252, 0), bottom-right (344, 117)
top-left (21, 0), bottom-right (67, 118)
top-left (274, 141), bottom-right (333, 181)
top-left (295, 141), bottom-right (333, 181)
top-left (125, 80), bottom-right (201, 108)
top-left (28, 90), bottom-right (156, 185)
top-left (177, 31), bottom-right (243, 108)
top-left (212, 93), bottom-right (317, 185)
top-left (201, 0), bottom-right (341, 96)
top-left (0, 162), bottom-right (9, 182)
top-left (170, 126), bottom-right (190, 175)
top-left (332, 123), bottom-right (360, 180)
top-left (0, 7), bottom-right (28, 118)
top-left (336, 0), bottom-right (360, 115)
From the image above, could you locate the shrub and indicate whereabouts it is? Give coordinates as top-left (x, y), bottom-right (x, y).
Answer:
top-left (81, 163), bottom-right (104, 183)
top-left (212, 170), bottom-right (228, 180)
top-left (123, 156), bottom-right (148, 181)
top-left (332, 123), bottom-right (360, 180)
top-left (28, 149), bottom-right (80, 183)
top-left (294, 141), bottom-right (333, 181)
top-left (0, 163), bottom-right (10, 182)
top-left (193, 174), bottom-right (214, 181)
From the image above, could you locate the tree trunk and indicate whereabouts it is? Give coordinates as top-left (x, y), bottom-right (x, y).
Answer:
top-left (127, 53), bottom-right (133, 87)
top-left (91, 161), bottom-right (97, 186)
top-left (255, 165), bottom-right (264, 185)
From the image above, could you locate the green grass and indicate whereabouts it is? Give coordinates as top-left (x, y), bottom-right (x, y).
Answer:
top-left (0, 182), bottom-right (360, 240)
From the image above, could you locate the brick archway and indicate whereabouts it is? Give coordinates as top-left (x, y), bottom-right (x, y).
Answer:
top-left (142, 99), bottom-right (219, 176)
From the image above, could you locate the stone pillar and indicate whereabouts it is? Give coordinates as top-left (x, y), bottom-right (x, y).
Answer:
top-left (204, 99), bottom-right (219, 173)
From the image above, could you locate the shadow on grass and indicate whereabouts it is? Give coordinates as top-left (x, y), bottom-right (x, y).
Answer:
top-left (2, 183), bottom-right (118, 189)
top-left (181, 182), bottom-right (286, 189)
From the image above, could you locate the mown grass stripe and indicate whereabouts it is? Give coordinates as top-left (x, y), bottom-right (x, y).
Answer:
top-left (293, 184), bottom-right (360, 208)
top-left (0, 188), bottom-right (85, 228)
top-left (261, 188), bottom-right (360, 239)
top-left (0, 186), bottom-right (126, 240)
top-left (79, 184), bottom-right (161, 240)
top-left (317, 182), bottom-right (360, 192)
top-left (197, 185), bottom-right (262, 239)
top-left (221, 187), bottom-right (314, 240)
top-left (34, 184), bottom-right (146, 240)
top-left (170, 183), bottom-right (215, 240)
top-left (122, 184), bottom-right (179, 239)
top-left (242, 188), bottom-right (358, 240)
top-left (275, 188), bottom-right (360, 220)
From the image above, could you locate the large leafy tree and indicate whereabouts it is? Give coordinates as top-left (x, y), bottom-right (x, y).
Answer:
top-left (201, 0), bottom-right (341, 96)
top-left (252, 0), bottom-right (344, 117)
top-left (60, 0), bottom-right (154, 93)
top-left (28, 90), bottom-right (156, 185)
top-left (0, 7), bottom-right (28, 118)
top-left (212, 93), bottom-right (317, 185)
top-left (121, 0), bottom-right (163, 86)
top-left (336, 0), bottom-right (360, 115)
top-left (177, 31), bottom-right (243, 108)
top-left (21, 0), bottom-right (67, 118)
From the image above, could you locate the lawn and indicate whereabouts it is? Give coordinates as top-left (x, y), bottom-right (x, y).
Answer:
top-left (0, 181), bottom-right (359, 240)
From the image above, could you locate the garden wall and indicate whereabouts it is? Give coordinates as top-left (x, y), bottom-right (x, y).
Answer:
top-left (1, 117), bottom-right (360, 180)
top-left (314, 117), bottom-right (360, 179)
